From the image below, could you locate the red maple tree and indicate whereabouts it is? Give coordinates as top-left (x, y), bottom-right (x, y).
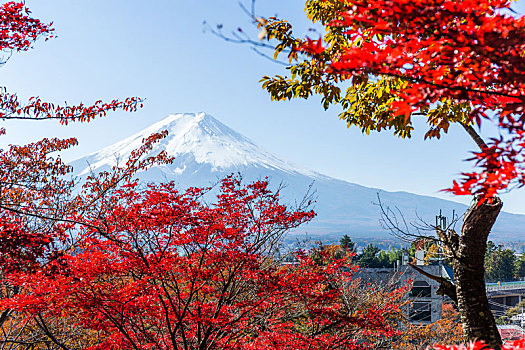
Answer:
top-left (0, 176), bottom-right (404, 349)
top-left (0, 2), bottom-right (169, 347)
top-left (0, 0), bottom-right (159, 278)
top-left (296, 0), bottom-right (525, 202)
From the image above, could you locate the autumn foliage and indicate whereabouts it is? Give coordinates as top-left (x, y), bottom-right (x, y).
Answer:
top-left (383, 303), bottom-right (463, 349)
top-left (0, 2), bottom-right (407, 348)
top-left (260, 0), bottom-right (525, 202)
top-left (2, 0), bottom-right (523, 348)
top-left (0, 2), bottom-right (164, 348)
top-left (0, 2), bottom-right (53, 53)
top-left (0, 2), bottom-right (141, 124)
top-left (434, 339), bottom-right (525, 350)
top-left (1, 174), bottom-right (413, 349)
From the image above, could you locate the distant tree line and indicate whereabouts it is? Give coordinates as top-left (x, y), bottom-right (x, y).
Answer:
top-left (317, 236), bottom-right (525, 283)
top-left (485, 241), bottom-right (525, 283)
top-left (312, 235), bottom-right (403, 268)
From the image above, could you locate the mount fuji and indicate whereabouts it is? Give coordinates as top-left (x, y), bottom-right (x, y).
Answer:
top-left (70, 112), bottom-right (525, 242)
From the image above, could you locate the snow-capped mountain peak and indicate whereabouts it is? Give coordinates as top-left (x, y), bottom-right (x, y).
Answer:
top-left (72, 112), bottom-right (321, 178)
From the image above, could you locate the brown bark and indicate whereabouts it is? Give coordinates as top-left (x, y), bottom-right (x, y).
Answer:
top-left (408, 263), bottom-right (458, 304)
top-left (452, 197), bottom-right (503, 349)
top-left (460, 123), bottom-right (488, 152)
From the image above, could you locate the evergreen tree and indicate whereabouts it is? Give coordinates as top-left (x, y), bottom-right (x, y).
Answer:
top-left (515, 254), bottom-right (525, 279)
top-left (485, 241), bottom-right (516, 282)
top-left (340, 234), bottom-right (356, 253)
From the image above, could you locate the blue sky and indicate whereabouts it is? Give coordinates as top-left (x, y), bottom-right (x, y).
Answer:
top-left (1, 0), bottom-right (524, 214)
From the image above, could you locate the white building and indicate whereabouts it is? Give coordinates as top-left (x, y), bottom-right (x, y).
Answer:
top-left (355, 264), bottom-right (451, 324)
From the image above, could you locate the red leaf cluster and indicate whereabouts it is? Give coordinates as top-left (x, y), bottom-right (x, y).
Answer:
top-left (435, 338), bottom-right (525, 349)
top-left (445, 133), bottom-right (524, 203)
top-left (0, 2), bottom-right (53, 53)
top-left (0, 2), bottom-right (143, 125)
top-left (299, 0), bottom-right (525, 201)
top-left (0, 90), bottom-right (144, 124)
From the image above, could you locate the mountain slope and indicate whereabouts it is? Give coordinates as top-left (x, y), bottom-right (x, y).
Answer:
top-left (70, 112), bottom-right (525, 241)
top-left (73, 113), bottom-right (322, 178)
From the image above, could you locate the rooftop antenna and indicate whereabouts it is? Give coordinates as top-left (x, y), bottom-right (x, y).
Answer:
top-left (434, 209), bottom-right (455, 265)
top-left (436, 209), bottom-right (448, 230)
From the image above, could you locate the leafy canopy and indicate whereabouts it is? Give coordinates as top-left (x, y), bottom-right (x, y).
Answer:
top-left (259, 0), bottom-right (525, 202)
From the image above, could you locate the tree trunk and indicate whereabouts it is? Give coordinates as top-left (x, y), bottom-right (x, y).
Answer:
top-left (452, 197), bottom-right (503, 349)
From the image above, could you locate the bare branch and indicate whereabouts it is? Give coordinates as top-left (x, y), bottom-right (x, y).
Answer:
top-left (408, 263), bottom-right (457, 304)
top-left (375, 193), bottom-right (438, 243)
top-left (203, 1), bottom-right (291, 65)
top-left (34, 314), bottom-right (71, 350)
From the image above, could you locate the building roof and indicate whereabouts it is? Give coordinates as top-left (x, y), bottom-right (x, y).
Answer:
top-left (498, 325), bottom-right (525, 341)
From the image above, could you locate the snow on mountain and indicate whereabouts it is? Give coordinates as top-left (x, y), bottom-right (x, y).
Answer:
top-left (74, 112), bottom-right (323, 179)
top-left (70, 112), bottom-right (525, 242)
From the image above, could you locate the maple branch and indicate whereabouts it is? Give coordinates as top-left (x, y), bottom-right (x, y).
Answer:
top-left (337, 68), bottom-right (524, 101)
top-left (0, 286), bottom-right (19, 328)
top-left (461, 123), bottom-right (488, 152)
top-left (96, 308), bottom-right (142, 350)
top-left (408, 263), bottom-right (457, 304)
top-left (34, 313), bottom-right (71, 350)
top-left (203, 0), bottom-right (291, 66)
top-left (0, 204), bottom-right (101, 232)
top-left (0, 309), bottom-right (11, 328)
top-left (0, 92), bottom-right (144, 124)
